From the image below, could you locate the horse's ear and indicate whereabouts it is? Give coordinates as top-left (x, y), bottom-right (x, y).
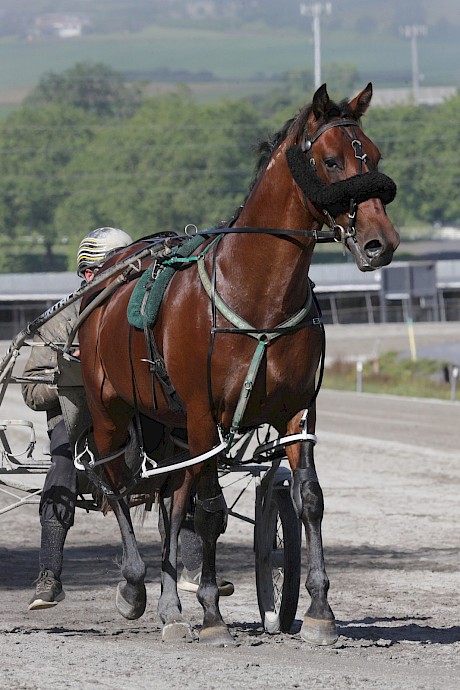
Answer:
top-left (311, 84), bottom-right (330, 120)
top-left (349, 83), bottom-right (373, 118)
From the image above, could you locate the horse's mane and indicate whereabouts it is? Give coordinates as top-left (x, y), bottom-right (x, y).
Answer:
top-left (222, 95), bottom-right (352, 226)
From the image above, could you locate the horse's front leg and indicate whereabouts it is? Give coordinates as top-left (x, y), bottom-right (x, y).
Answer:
top-left (108, 493), bottom-right (147, 620)
top-left (286, 410), bottom-right (338, 645)
top-left (157, 472), bottom-right (194, 641)
top-left (193, 457), bottom-right (233, 646)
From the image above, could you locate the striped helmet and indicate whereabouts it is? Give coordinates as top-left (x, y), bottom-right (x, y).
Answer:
top-left (76, 227), bottom-right (133, 277)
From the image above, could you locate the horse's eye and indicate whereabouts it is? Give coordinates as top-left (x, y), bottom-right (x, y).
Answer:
top-left (324, 158), bottom-right (338, 169)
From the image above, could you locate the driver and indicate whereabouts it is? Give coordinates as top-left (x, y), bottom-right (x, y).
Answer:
top-left (23, 227), bottom-right (233, 610)
top-left (23, 227), bottom-right (133, 610)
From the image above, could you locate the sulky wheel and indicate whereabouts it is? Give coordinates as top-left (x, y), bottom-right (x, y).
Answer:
top-left (255, 484), bottom-right (301, 634)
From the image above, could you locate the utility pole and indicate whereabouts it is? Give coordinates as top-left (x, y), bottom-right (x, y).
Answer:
top-left (399, 24), bottom-right (427, 103)
top-left (300, 3), bottom-right (332, 90)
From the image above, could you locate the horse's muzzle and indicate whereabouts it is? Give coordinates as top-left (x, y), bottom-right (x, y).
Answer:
top-left (348, 231), bottom-right (400, 272)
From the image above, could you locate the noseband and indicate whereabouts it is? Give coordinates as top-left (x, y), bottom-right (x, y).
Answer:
top-left (286, 118), bottom-right (397, 254)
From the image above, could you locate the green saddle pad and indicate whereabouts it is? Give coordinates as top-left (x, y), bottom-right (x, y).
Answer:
top-left (127, 234), bottom-right (206, 329)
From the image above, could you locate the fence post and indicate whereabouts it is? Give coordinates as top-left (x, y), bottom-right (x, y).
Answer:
top-left (451, 365), bottom-right (459, 401)
top-left (407, 317), bottom-right (417, 362)
top-left (356, 361), bottom-right (363, 393)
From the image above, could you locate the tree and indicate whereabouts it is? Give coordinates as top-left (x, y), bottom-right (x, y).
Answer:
top-left (366, 103), bottom-right (428, 227)
top-left (413, 95), bottom-right (460, 225)
top-left (53, 90), bottom-right (265, 266)
top-left (366, 96), bottom-right (460, 227)
top-left (0, 104), bottom-right (96, 269)
top-left (24, 62), bottom-right (143, 119)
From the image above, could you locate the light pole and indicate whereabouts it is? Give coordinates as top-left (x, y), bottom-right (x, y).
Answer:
top-left (399, 24), bottom-right (427, 103)
top-left (300, 3), bottom-right (332, 90)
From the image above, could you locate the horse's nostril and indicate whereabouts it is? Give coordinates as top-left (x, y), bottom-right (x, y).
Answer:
top-left (364, 240), bottom-right (383, 258)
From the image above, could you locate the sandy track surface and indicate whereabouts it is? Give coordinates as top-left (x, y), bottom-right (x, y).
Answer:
top-left (1, 373), bottom-right (459, 689)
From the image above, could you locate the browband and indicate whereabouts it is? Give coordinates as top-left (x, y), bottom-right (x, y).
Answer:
top-left (302, 119), bottom-right (359, 150)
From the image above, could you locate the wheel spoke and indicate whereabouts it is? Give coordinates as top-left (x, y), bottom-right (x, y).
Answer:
top-left (272, 567), bottom-right (284, 612)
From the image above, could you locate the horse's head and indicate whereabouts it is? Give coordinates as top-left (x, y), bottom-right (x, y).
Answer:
top-left (286, 83), bottom-right (400, 271)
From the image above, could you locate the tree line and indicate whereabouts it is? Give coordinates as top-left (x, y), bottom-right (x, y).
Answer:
top-left (0, 62), bottom-right (459, 272)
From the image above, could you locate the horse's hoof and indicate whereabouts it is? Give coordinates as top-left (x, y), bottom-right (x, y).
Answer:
top-left (116, 581), bottom-right (146, 620)
top-left (300, 616), bottom-right (338, 645)
top-left (199, 625), bottom-right (234, 646)
top-left (162, 621), bottom-right (195, 643)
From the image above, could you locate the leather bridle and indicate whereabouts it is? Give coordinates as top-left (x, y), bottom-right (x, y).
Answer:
top-left (302, 118), bottom-right (368, 234)
top-left (299, 117), bottom-right (379, 266)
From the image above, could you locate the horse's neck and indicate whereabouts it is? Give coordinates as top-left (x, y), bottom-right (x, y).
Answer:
top-left (235, 144), bottom-right (320, 242)
top-left (219, 154), bottom-right (318, 319)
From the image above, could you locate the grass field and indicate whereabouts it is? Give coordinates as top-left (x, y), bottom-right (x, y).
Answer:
top-left (323, 351), bottom-right (454, 400)
top-left (0, 25), bottom-right (458, 104)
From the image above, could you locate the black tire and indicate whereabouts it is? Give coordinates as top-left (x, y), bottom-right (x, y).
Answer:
top-left (255, 486), bottom-right (301, 633)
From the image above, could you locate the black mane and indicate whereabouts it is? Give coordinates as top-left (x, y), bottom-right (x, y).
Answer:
top-left (252, 94), bottom-right (354, 181)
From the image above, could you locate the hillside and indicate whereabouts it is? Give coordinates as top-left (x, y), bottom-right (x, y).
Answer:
top-left (0, 1), bottom-right (458, 35)
top-left (0, 0), bottom-right (458, 105)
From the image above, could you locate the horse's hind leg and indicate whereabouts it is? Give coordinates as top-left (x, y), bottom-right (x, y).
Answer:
top-left (90, 403), bottom-right (147, 620)
top-left (108, 495), bottom-right (147, 620)
top-left (287, 417), bottom-right (338, 645)
top-left (157, 472), bottom-right (194, 642)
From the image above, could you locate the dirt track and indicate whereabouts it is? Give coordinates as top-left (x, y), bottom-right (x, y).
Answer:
top-left (1, 364), bottom-right (459, 690)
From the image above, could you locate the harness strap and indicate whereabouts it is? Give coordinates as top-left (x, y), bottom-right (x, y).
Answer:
top-left (73, 436), bottom-right (140, 502)
top-left (193, 226), bottom-right (337, 242)
top-left (197, 255), bottom-right (316, 447)
top-left (74, 437), bottom-right (129, 471)
top-left (197, 256), bottom-right (313, 340)
top-left (65, 269), bottom-right (134, 353)
top-left (253, 428), bottom-right (318, 457)
top-left (195, 493), bottom-right (227, 513)
top-left (138, 260), bottom-right (184, 413)
top-left (140, 437), bottom-right (227, 478)
top-left (230, 338), bottom-right (268, 444)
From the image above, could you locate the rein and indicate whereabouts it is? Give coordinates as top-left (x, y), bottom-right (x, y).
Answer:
top-left (193, 225), bottom-right (337, 242)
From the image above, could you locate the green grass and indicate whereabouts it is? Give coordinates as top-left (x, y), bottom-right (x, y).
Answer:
top-left (323, 351), bottom-right (453, 400)
top-left (0, 25), bottom-right (458, 103)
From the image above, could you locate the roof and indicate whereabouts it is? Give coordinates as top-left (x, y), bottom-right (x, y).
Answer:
top-left (0, 272), bottom-right (80, 302)
top-left (1, 259), bottom-right (460, 303)
top-left (310, 263), bottom-right (382, 293)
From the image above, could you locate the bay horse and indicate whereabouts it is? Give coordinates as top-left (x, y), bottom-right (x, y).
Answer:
top-left (78, 83), bottom-right (399, 646)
